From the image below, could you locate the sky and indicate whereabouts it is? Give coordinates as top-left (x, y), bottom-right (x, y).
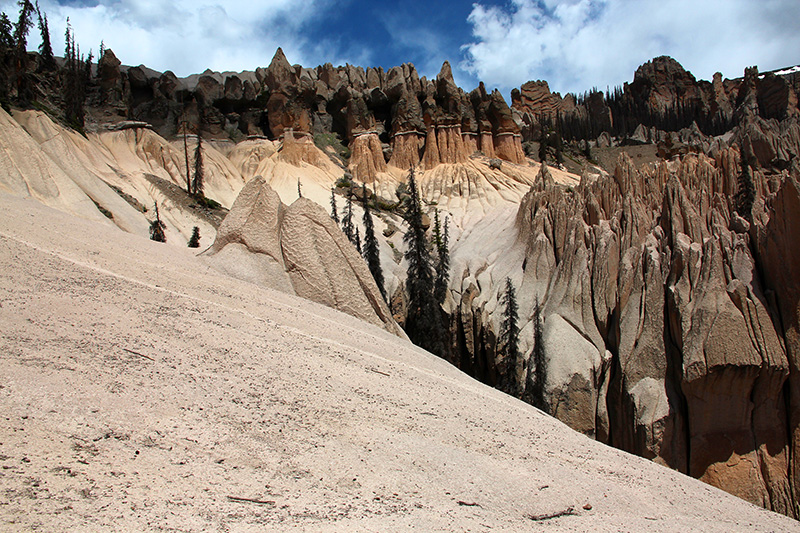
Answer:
top-left (3, 0), bottom-right (800, 98)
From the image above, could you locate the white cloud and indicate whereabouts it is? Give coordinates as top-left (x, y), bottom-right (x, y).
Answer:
top-left (461, 0), bottom-right (800, 95)
top-left (0, 0), bottom-right (329, 75)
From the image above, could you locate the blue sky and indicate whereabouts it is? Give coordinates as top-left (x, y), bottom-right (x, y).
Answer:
top-left (3, 0), bottom-right (800, 98)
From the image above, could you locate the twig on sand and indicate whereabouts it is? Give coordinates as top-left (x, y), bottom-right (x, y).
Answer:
top-left (227, 496), bottom-right (275, 505)
top-left (122, 347), bottom-right (155, 361)
top-left (527, 506), bottom-right (577, 521)
top-left (457, 500), bottom-right (481, 507)
top-left (369, 368), bottom-right (390, 377)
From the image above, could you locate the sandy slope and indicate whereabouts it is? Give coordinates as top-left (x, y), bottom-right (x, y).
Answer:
top-left (0, 194), bottom-right (796, 532)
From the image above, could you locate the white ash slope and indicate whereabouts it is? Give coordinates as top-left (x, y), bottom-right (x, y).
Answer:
top-left (0, 193), bottom-right (795, 532)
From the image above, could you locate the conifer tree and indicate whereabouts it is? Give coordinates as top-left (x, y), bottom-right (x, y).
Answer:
top-left (149, 202), bottom-right (166, 242)
top-left (35, 4), bottom-right (54, 69)
top-left (187, 226), bottom-right (200, 248)
top-left (433, 210), bottom-right (450, 305)
top-left (192, 134), bottom-right (204, 198)
top-left (498, 278), bottom-right (520, 396)
top-left (403, 168), bottom-right (446, 357)
top-left (736, 160), bottom-right (756, 222)
top-left (297, 178), bottom-right (302, 198)
top-left (0, 13), bottom-right (13, 49)
top-left (330, 187), bottom-right (339, 223)
top-left (13, 0), bottom-right (34, 55)
top-left (341, 192), bottom-right (354, 242)
top-left (62, 20), bottom-right (88, 128)
top-left (354, 226), bottom-right (361, 255)
top-left (361, 183), bottom-right (386, 301)
top-left (523, 297), bottom-right (547, 410)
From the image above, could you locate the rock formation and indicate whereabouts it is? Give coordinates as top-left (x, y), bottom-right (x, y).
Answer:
top-left (205, 176), bottom-right (403, 336)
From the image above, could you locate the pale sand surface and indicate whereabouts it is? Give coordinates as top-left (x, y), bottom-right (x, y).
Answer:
top-left (1, 193), bottom-right (796, 532)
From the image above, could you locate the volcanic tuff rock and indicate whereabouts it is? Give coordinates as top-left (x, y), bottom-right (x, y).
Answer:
top-left (115, 49), bottom-right (525, 181)
top-left (5, 43), bottom-right (800, 520)
top-left (205, 176), bottom-right (403, 336)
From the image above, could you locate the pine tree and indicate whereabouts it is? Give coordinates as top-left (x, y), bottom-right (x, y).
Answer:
top-left (361, 184), bottom-right (386, 301)
top-left (13, 0), bottom-right (34, 55)
top-left (341, 192), bottom-right (354, 242)
top-left (403, 168), bottom-right (446, 357)
top-left (62, 20), bottom-right (88, 129)
top-left (297, 178), bottom-right (302, 199)
top-left (523, 297), bottom-right (547, 410)
top-left (0, 13), bottom-right (13, 49)
top-left (35, 4), bottom-right (54, 69)
top-left (354, 226), bottom-right (361, 255)
top-left (498, 278), bottom-right (520, 396)
top-left (149, 202), bottom-right (166, 243)
top-left (97, 40), bottom-right (104, 70)
top-left (736, 160), bottom-right (755, 221)
top-left (187, 226), bottom-right (200, 248)
top-left (330, 187), bottom-right (339, 223)
top-left (192, 134), bottom-right (204, 198)
top-left (433, 210), bottom-right (450, 305)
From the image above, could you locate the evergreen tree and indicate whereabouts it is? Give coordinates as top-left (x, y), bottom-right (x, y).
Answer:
top-left (403, 168), bottom-right (446, 357)
top-left (297, 178), bottom-right (302, 199)
top-left (341, 192), bottom-right (354, 242)
top-left (0, 13), bottom-right (13, 49)
top-left (361, 183), bottom-right (386, 301)
top-left (35, 4), bottom-right (54, 70)
top-left (97, 39), bottom-right (104, 70)
top-left (330, 187), bottom-right (339, 223)
top-left (192, 134), bottom-right (204, 198)
top-left (149, 202), bottom-right (166, 242)
top-left (187, 226), bottom-right (200, 248)
top-left (736, 160), bottom-right (756, 221)
top-left (523, 297), bottom-right (547, 410)
top-left (498, 278), bottom-right (520, 396)
top-left (62, 20), bottom-right (88, 129)
top-left (13, 0), bottom-right (34, 55)
top-left (433, 210), bottom-right (450, 305)
top-left (354, 226), bottom-right (361, 255)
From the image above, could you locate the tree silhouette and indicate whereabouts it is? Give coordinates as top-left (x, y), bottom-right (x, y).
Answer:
top-left (403, 168), bottom-right (446, 357)
top-left (361, 184), bottom-right (386, 301)
top-left (523, 297), bottom-right (547, 410)
top-left (13, 0), bottom-right (34, 55)
top-left (433, 209), bottom-right (450, 305)
top-left (498, 278), bottom-right (520, 396)
top-left (341, 191), bottom-right (354, 243)
top-left (35, 4), bottom-right (55, 70)
top-left (62, 19), bottom-right (89, 129)
top-left (192, 134), bottom-right (204, 198)
top-left (0, 13), bottom-right (13, 49)
top-left (149, 202), bottom-right (166, 243)
top-left (330, 187), bottom-right (339, 223)
top-left (188, 226), bottom-right (201, 248)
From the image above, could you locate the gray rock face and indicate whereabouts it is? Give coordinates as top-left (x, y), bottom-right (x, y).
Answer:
top-left (205, 177), bottom-right (403, 336)
top-left (449, 147), bottom-right (800, 518)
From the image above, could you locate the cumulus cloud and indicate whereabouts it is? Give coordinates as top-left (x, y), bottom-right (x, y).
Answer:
top-left (461, 0), bottom-right (800, 95)
top-left (0, 0), bottom-right (331, 75)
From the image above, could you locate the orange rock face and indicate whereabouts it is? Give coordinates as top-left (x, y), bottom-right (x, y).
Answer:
top-left (389, 132), bottom-right (423, 169)
top-left (349, 132), bottom-right (386, 181)
top-left (493, 133), bottom-right (525, 164)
